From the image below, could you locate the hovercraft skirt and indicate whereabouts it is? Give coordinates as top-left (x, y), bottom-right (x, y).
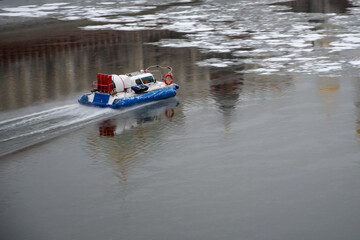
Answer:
top-left (111, 87), bottom-right (177, 109)
top-left (78, 86), bottom-right (178, 109)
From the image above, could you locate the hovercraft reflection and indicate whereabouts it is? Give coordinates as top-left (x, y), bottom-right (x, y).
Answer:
top-left (99, 98), bottom-right (178, 137)
top-left (78, 66), bottom-right (179, 108)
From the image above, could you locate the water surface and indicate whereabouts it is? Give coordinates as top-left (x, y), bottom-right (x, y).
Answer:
top-left (1, 0), bottom-right (360, 239)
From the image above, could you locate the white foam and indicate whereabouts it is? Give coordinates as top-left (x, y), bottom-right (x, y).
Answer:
top-left (266, 57), bottom-right (292, 62)
top-left (97, 2), bottom-right (116, 5)
top-left (196, 58), bottom-right (235, 68)
top-left (315, 65), bottom-right (342, 72)
top-left (81, 24), bottom-right (148, 31)
top-left (349, 60), bottom-right (360, 65)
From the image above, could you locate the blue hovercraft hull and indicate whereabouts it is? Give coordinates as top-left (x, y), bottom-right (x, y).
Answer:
top-left (78, 85), bottom-right (178, 109)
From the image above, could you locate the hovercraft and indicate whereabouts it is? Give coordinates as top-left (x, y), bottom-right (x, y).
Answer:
top-left (78, 65), bottom-right (179, 109)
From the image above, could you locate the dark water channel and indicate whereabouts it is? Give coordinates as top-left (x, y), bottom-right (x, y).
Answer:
top-left (1, 0), bottom-right (360, 239)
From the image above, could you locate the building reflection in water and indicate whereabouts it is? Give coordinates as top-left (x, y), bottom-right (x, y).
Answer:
top-left (209, 70), bottom-right (244, 114)
top-left (272, 0), bottom-right (353, 13)
top-left (209, 69), bottom-right (244, 131)
top-left (355, 77), bottom-right (360, 142)
top-left (308, 16), bottom-right (339, 48)
top-left (208, 66), bottom-right (294, 130)
top-left (317, 76), bottom-right (340, 118)
top-left (0, 29), bottom-right (182, 111)
top-left (87, 98), bottom-right (179, 182)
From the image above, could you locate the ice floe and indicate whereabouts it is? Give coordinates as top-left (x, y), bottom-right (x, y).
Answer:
top-left (1, 0), bottom-right (360, 75)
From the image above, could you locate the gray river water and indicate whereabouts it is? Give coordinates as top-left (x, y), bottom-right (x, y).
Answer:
top-left (1, 0), bottom-right (360, 239)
